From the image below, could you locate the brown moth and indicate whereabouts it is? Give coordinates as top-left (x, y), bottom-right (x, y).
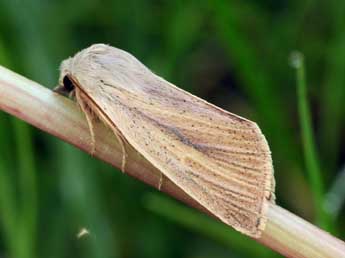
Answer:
top-left (55, 44), bottom-right (275, 238)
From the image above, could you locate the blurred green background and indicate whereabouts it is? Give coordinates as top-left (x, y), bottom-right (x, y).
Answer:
top-left (0, 1), bottom-right (344, 257)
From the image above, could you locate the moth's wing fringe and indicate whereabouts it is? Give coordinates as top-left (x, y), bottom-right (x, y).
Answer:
top-left (251, 123), bottom-right (274, 235)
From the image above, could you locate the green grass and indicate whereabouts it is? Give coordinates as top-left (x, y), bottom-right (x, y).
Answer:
top-left (291, 52), bottom-right (330, 229)
top-left (12, 119), bottom-right (38, 258)
top-left (144, 193), bottom-right (278, 258)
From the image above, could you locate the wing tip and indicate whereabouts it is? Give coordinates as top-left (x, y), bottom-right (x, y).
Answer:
top-left (216, 120), bottom-right (274, 238)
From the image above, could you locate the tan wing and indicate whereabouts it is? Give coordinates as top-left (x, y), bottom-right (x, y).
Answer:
top-left (61, 44), bottom-right (274, 237)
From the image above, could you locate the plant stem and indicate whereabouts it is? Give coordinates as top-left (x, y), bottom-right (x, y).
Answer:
top-left (145, 193), bottom-right (274, 257)
top-left (291, 52), bottom-right (328, 228)
top-left (12, 118), bottom-right (37, 258)
top-left (0, 65), bottom-right (344, 257)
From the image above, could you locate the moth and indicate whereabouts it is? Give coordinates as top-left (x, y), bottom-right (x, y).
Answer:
top-left (55, 44), bottom-right (275, 238)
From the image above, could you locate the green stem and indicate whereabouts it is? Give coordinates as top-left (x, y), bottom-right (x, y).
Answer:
top-left (0, 159), bottom-right (19, 257)
top-left (0, 115), bottom-right (19, 258)
top-left (145, 194), bottom-right (276, 258)
top-left (12, 118), bottom-right (38, 258)
top-left (291, 52), bottom-right (328, 228)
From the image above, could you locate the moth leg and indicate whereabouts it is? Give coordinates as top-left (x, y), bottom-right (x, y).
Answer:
top-left (158, 173), bottom-right (164, 191)
top-left (75, 89), bottom-right (96, 155)
top-left (110, 125), bottom-right (127, 173)
top-left (69, 90), bottom-right (76, 100)
top-left (84, 109), bottom-right (96, 155)
top-left (75, 89), bottom-right (127, 172)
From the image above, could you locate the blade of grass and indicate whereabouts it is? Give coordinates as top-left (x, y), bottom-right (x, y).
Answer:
top-left (57, 142), bottom-right (119, 258)
top-left (11, 118), bottom-right (38, 258)
top-left (0, 114), bottom-right (19, 258)
top-left (324, 165), bottom-right (345, 219)
top-left (0, 162), bottom-right (19, 258)
top-left (320, 1), bottom-right (345, 173)
top-left (290, 51), bottom-right (328, 229)
top-left (144, 193), bottom-right (276, 258)
top-left (0, 0), bottom-right (55, 84)
top-left (207, 0), bottom-right (301, 167)
top-left (158, 1), bottom-right (203, 84)
top-left (0, 38), bottom-right (22, 258)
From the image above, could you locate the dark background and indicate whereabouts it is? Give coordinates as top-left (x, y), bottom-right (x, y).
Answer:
top-left (0, 1), bottom-right (344, 257)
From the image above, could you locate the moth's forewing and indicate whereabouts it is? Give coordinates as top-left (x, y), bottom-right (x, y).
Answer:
top-left (59, 44), bottom-right (275, 237)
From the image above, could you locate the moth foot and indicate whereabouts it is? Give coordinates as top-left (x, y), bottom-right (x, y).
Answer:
top-left (158, 173), bottom-right (163, 191)
top-left (90, 143), bottom-right (96, 156)
top-left (120, 151), bottom-right (127, 173)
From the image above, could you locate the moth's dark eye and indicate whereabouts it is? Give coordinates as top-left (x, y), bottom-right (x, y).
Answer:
top-left (63, 75), bottom-right (75, 92)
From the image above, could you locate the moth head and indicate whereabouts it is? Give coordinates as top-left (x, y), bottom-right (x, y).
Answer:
top-left (54, 58), bottom-right (76, 97)
top-left (54, 75), bottom-right (76, 98)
